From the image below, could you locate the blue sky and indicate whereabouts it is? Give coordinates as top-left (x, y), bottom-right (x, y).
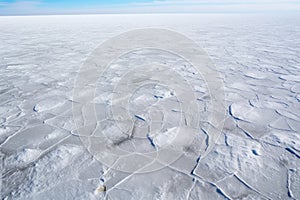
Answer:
top-left (0, 0), bottom-right (300, 15)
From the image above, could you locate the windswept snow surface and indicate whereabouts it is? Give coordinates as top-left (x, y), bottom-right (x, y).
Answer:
top-left (0, 14), bottom-right (300, 200)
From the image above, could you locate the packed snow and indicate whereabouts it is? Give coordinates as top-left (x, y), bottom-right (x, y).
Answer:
top-left (0, 14), bottom-right (300, 199)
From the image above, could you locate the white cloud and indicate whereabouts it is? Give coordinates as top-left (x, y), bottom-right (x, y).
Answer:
top-left (0, 0), bottom-right (299, 15)
top-left (0, 1), bottom-right (42, 15)
top-left (129, 0), bottom-right (300, 12)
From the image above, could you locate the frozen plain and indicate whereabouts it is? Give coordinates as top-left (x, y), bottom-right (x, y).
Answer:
top-left (0, 14), bottom-right (300, 200)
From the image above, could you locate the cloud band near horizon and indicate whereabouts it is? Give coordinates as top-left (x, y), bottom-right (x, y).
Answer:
top-left (0, 0), bottom-right (300, 15)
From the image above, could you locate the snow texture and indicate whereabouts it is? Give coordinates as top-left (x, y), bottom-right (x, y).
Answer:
top-left (0, 14), bottom-right (300, 200)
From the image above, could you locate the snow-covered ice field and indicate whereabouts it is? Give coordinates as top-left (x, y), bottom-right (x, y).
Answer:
top-left (0, 14), bottom-right (300, 199)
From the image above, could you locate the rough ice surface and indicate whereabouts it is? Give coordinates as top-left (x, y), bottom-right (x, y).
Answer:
top-left (0, 14), bottom-right (300, 199)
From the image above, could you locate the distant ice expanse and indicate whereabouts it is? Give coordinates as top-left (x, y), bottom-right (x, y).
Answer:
top-left (0, 14), bottom-right (300, 200)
